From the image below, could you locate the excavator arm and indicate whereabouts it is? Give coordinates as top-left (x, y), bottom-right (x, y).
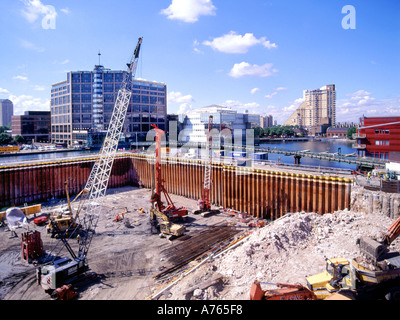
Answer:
top-left (359, 215), bottom-right (400, 263)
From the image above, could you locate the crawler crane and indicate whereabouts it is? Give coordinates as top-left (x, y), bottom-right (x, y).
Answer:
top-left (36, 37), bottom-right (143, 297)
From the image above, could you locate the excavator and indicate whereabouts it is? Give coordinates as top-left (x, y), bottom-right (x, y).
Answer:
top-left (250, 280), bottom-right (318, 300)
top-left (305, 214), bottom-right (400, 300)
top-left (149, 124), bottom-right (187, 239)
top-left (358, 213), bottom-right (400, 266)
top-left (46, 179), bottom-right (87, 238)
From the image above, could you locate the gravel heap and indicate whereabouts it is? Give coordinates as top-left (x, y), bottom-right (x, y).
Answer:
top-left (170, 209), bottom-right (400, 300)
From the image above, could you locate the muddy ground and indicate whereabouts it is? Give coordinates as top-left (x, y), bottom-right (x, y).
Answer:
top-left (1, 185), bottom-right (400, 301)
top-left (0, 186), bottom-right (245, 300)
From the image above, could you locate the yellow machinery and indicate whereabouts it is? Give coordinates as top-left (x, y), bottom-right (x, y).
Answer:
top-left (306, 257), bottom-right (400, 300)
top-left (150, 207), bottom-right (185, 240)
top-left (46, 180), bottom-right (88, 238)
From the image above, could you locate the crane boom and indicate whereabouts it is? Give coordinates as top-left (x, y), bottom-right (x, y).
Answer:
top-left (77, 37), bottom-right (143, 258)
top-left (38, 38), bottom-right (143, 294)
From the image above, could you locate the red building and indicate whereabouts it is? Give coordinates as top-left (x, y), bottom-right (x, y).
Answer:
top-left (354, 116), bottom-right (400, 162)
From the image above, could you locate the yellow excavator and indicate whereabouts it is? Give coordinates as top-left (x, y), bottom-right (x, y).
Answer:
top-left (150, 207), bottom-right (185, 240)
top-left (46, 180), bottom-right (88, 238)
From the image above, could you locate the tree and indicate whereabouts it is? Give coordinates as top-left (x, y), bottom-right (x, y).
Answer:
top-left (14, 135), bottom-right (25, 144)
top-left (0, 126), bottom-right (9, 133)
top-left (0, 133), bottom-right (13, 146)
top-left (346, 127), bottom-right (357, 140)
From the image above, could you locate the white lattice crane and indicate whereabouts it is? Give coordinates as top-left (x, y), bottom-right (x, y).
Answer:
top-left (37, 37), bottom-right (143, 293)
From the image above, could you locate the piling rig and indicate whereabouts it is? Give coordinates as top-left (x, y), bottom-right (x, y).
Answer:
top-left (150, 124), bottom-right (187, 238)
top-left (194, 115), bottom-right (219, 216)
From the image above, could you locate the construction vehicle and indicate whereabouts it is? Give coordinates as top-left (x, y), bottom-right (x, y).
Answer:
top-left (50, 284), bottom-right (78, 301)
top-left (250, 280), bottom-right (318, 300)
top-left (357, 212), bottom-right (400, 266)
top-left (21, 231), bottom-right (44, 263)
top-left (46, 180), bottom-right (82, 238)
top-left (150, 206), bottom-right (185, 240)
top-left (149, 124), bottom-right (186, 238)
top-left (150, 124), bottom-right (188, 221)
top-left (36, 37), bottom-right (143, 295)
top-left (194, 115), bottom-right (219, 217)
top-left (306, 257), bottom-right (400, 300)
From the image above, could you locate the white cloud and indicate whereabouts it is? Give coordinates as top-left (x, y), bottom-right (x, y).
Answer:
top-left (168, 91), bottom-right (195, 114)
top-left (161, 0), bottom-right (216, 23)
top-left (336, 90), bottom-right (400, 122)
top-left (222, 100), bottom-right (260, 111)
top-left (178, 103), bottom-right (193, 114)
top-left (9, 94), bottom-right (50, 115)
top-left (20, 39), bottom-right (45, 53)
top-left (250, 88), bottom-right (259, 94)
top-left (60, 59), bottom-right (70, 65)
top-left (203, 31), bottom-right (277, 54)
top-left (168, 91), bottom-right (194, 104)
top-left (0, 88), bottom-right (10, 94)
top-left (20, 0), bottom-right (57, 24)
top-left (229, 62), bottom-right (277, 78)
top-left (193, 39), bottom-right (203, 54)
top-left (33, 85), bottom-right (46, 91)
top-left (265, 92), bottom-right (278, 99)
top-left (264, 87), bottom-right (287, 99)
top-left (13, 75), bottom-right (29, 81)
top-left (60, 8), bottom-right (71, 15)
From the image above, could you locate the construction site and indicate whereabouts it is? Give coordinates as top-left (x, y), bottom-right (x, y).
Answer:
top-left (2, 37), bottom-right (400, 302)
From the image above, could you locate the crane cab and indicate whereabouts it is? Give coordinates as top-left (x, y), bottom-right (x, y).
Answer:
top-left (37, 257), bottom-right (88, 292)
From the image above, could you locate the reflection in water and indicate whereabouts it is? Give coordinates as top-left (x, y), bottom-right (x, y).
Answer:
top-left (1, 139), bottom-right (357, 170)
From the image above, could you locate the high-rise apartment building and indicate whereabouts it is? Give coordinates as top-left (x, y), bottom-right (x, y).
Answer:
top-left (0, 99), bottom-right (14, 127)
top-left (51, 63), bottom-right (167, 147)
top-left (260, 114), bottom-right (273, 128)
top-left (284, 84), bottom-right (336, 135)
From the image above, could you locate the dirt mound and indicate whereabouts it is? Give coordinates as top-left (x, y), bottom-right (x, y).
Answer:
top-left (165, 209), bottom-right (400, 300)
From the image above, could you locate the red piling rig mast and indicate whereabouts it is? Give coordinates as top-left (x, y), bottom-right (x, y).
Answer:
top-left (150, 124), bottom-right (188, 220)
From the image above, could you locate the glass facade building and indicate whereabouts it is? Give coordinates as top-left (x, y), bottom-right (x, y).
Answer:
top-left (51, 64), bottom-right (167, 147)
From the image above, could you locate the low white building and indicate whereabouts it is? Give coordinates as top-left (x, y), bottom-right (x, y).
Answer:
top-left (178, 105), bottom-right (259, 144)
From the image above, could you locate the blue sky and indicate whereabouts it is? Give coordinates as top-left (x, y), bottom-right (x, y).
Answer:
top-left (0, 0), bottom-right (399, 124)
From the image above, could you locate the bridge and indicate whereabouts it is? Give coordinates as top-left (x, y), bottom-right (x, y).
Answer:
top-left (132, 141), bottom-right (388, 170)
top-left (250, 146), bottom-right (387, 170)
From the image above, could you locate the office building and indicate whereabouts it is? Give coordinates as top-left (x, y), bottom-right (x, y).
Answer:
top-left (354, 116), bottom-right (400, 162)
top-left (11, 111), bottom-right (51, 143)
top-left (51, 63), bottom-right (167, 147)
top-left (0, 99), bottom-right (14, 127)
top-left (284, 84), bottom-right (336, 135)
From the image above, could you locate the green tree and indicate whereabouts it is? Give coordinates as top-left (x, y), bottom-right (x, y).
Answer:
top-left (14, 135), bottom-right (25, 144)
top-left (346, 127), bottom-right (357, 139)
top-left (0, 132), bottom-right (13, 146)
top-left (0, 126), bottom-right (9, 133)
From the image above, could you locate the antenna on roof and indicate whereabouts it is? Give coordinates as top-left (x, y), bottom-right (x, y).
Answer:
top-left (98, 50), bottom-right (101, 66)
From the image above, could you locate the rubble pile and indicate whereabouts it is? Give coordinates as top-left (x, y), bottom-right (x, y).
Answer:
top-left (169, 209), bottom-right (400, 300)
